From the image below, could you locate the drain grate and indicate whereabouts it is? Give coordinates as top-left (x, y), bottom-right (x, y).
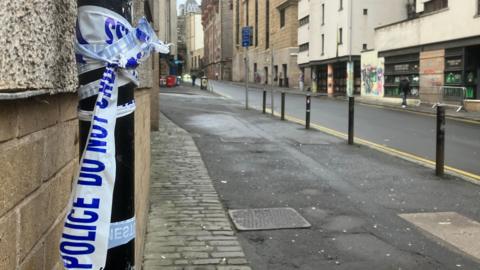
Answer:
top-left (228, 208), bottom-right (311, 231)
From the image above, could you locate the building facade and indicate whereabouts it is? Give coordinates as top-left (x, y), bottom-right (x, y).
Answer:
top-left (158, 0), bottom-right (179, 76)
top-left (372, 0), bottom-right (480, 110)
top-left (202, 0), bottom-right (233, 80)
top-left (182, 0), bottom-right (205, 74)
top-left (177, 8), bottom-right (187, 75)
top-left (232, 0), bottom-right (300, 88)
top-left (298, 0), bottom-right (408, 94)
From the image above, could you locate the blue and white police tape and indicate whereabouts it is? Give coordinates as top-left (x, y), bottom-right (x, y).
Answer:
top-left (60, 6), bottom-right (170, 270)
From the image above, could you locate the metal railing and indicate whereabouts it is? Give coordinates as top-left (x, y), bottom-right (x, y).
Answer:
top-left (434, 86), bottom-right (466, 112)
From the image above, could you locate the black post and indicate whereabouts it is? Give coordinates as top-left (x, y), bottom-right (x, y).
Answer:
top-left (436, 105), bottom-right (446, 176)
top-left (281, 92), bottom-right (286, 120)
top-left (78, 0), bottom-right (135, 269)
top-left (262, 90), bottom-right (266, 114)
top-left (306, 94), bottom-right (311, 129)
top-left (348, 97), bottom-right (355, 145)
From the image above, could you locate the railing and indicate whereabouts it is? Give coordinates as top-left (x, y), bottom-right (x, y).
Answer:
top-left (433, 86), bottom-right (466, 112)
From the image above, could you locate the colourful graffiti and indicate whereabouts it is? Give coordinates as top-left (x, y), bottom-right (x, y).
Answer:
top-left (361, 64), bottom-right (384, 96)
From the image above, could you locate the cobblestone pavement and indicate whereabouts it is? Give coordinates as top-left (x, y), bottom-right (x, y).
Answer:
top-left (143, 114), bottom-right (251, 270)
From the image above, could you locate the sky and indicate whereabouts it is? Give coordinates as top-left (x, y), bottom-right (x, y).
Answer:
top-left (177, 0), bottom-right (202, 8)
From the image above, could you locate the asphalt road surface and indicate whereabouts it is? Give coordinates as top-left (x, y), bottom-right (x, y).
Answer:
top-left (208, 81), bottom-right (480, 177)
top-left (159, 85), bottom-right (480, 270)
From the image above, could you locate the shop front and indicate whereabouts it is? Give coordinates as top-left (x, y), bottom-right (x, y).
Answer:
top-left (384, 53), bottom-right (420, 98)
top-left (444, 46), bottom-right (480, 100)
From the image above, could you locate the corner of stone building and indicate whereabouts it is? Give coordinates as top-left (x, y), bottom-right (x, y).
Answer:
top-left (0, 0), bottom-right (81, 269)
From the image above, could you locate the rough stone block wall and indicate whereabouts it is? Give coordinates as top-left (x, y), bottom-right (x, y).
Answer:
top-left (0, 0), bottom-right (77, 94)
top-left (0, 0), bottom-right (155, 269)
top-left (134, 86), bottom-right (153, 269)
top-left (420, 49), bottom-right (445, 104)
top-left (0, 94), bottom-right (79, 270)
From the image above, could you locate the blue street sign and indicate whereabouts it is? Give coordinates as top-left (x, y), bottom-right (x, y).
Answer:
top-left (242, 26), bottom-right (253, 48)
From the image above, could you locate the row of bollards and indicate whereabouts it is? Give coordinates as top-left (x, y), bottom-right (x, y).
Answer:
top-left (259, 91), bottom-right (446, 177)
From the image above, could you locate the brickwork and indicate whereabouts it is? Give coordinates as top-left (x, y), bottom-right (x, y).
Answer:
top-left (143, 114), bottom-right (251, 270)
top-left (0, 94), bottom-right (79, 270)
top-left (420, 49), bottom-right (445, 104)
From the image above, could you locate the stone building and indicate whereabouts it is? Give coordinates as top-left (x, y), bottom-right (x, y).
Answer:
top-left (297, 0), bottom-right (408, 95)
top-left (371, 0), bottom-right (480, 111)
top-left (177, 7), bottom-right (187, 74)
top-left (0, 0), bottom-right (166, 269)
top-left (158, 0), bottom-right (179, 76)
top-left (182, 0), bottom-right (205, 74)
top-left (147, 0), bottom-right (176, 130)
top-left (232, 0), bottom-right (300, 88)
top-left (202, 0), bottom-right (233, 80)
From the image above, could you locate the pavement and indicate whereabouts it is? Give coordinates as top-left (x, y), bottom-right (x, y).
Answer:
top-left (143, 114), bottom-right (251, 270)
top-left (153, 84), bottom-right (480, 270)
top-left (226, 80), bottom-right (480, 122)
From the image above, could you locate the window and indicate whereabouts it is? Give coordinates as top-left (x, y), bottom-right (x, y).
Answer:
top-left (363, 9), bottom-right (368, 15)
top-left (424, 0), bottom-right (448, 13)
top-left (363, 44), bottom-right (368, 50)
top-left (322, 4), bottom-right (325, 25)
top-left (339, 0), bottom-right (343, 10)
top-left (338, 28), bottom-right (343, 44)
top-left (235, 0), bottom-right (240, 44)
top-left (280, 8), bottom-right (286, 28)
top-left (321, 34), bottom-right (325, 55)
top-left (299, 43), bottom-right (309, 52)
top-left (299, 15), bottom-right (309, 26)
top-left (246, 0), bottom-right (249, 26)
top-left (266, 0), bottom-right (270, 48)
top-left (255, 0), bottom-right (258, 46)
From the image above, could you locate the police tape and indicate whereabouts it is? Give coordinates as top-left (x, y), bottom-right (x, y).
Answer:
top-left (60, 6), bottom-right (170, 270)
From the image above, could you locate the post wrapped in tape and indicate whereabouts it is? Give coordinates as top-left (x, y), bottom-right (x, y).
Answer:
top-left (60, 6), bottom-right (170, 270)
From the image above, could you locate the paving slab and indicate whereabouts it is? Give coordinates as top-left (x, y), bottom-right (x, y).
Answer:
top-left (143, 114), bottom-right (251, 270)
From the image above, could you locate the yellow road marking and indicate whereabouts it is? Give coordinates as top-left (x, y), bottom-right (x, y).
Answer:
top-left (212, 89), bottom-right (480, 183)
top-left (264, 108), bottom-right (480, 184)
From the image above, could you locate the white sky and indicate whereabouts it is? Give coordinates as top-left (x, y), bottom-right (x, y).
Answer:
top-left (177, 0), bottom-right (202, 8)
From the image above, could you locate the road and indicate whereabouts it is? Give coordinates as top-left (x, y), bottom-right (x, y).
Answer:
top-left (159, 85), bottom-right (480, 269)
top-left (208, 81), bottom-right (480, 177)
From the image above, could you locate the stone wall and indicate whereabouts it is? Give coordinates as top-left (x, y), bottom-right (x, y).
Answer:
top-left (232, 0), bottom-right (300, 87)
top-left (0, 0), bottom-right (77, 94)
top-left (133, 0), bottom-right (154, 267)
top-left (419, 49), bottom-right (445, 104)
top-left (134, 89), bottom-right (152, 267)
top-left (0, 0), bottom-right (155, 269)
top-left (0, 94), bottom-right (79, 270)
top-left (0, 0), bottom-right (79, 269)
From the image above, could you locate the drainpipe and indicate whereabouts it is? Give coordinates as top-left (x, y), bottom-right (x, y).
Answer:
top-left (77, 0), bottom-right (135, 269)
top-left (347, 0), bottom-right (354, 97)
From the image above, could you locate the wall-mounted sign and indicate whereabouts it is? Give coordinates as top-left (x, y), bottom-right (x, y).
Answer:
top-left (445, 57), bottom-right (463, 70)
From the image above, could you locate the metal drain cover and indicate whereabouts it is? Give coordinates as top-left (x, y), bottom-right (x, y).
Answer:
top-left (228, 208), bottom-right (311, 231)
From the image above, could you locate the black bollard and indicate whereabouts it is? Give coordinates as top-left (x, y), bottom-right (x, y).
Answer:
top-left (348, 97), bottom-right (355, 145)
top-left (263, 90), bottom-right (266, 114)
top-left (436, 105), bottom-right (446, 176)
top-left (306, 94), bottom-right (311, 129)
top-left (77, 0), bottom-right (135, 269)
top-left (281, 92), bottom-right (286, 120)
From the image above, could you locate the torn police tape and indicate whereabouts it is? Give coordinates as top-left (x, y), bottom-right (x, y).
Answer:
top-left (60, 6), bottom-right (170, 270)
